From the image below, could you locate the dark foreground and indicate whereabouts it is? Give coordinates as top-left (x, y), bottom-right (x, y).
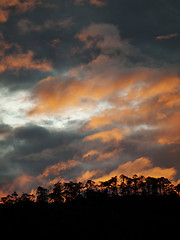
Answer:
top-left (0, 196), bottom-right (179, 238)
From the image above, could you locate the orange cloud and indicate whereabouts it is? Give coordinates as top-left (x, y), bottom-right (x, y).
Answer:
top-left (156, 111), bottom-right (180, 145)
top-left (85, 108), bottom-right (135, 130)
top-left (97, 151), bottom-right (119, 161)
top-left (0, 0), bottom-right (41, 23)
top-left (74, 0), bottom-right (106, 7)
top-left (89, 0), bottom-right (106, 6)
top-left (85, 71), bottom-right (180, 132)
top-left (94, 157), bottom-right (176, 182)
top-left (84, 128), bottom-right (128, 143)
top-left (28, 68), bottom-right (152, 116)
top-left (0, 50), bottom-right (52, 73)
top-left (83, 150), bottom-right (100, 159)
top-left (0, 174), bottom-right (36, 198)
top-left (77, 170), bottom-right (100, 182)
top-left (156, 33), bottom-right (179, 40)
top-left (75, 158), bottom-right (177, 184)
top-left (39, 159), bottom-right (81, 178)
top-left (83, 148), bottom-right (120, 162)
top-left (26, 22), bottom-right (180, 156)
top-left (0, 9), bottom-right (10, 23)
top-left (138, 74), bottom-right (180, 100)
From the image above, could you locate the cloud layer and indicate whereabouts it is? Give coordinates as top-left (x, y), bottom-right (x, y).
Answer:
top-left (0, 0), bottom-right (180, 196)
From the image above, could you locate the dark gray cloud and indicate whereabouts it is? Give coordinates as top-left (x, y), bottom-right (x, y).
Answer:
top-left (0, 123), bottom-right (87, 191)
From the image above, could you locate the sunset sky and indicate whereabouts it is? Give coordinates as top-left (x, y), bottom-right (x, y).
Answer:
top-left (0, 0), bottom-right (180, 196)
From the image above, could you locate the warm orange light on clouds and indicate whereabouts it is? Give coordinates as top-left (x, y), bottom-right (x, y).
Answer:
top-left (0, 0), bottom-right (41, 23)
top-left (94, 157), bottom-right (176, 183)
top-left (156, 111), bottom-right (180, 145)
top-left (156, 33), bottom-right (179, 40)
top-left (83, 150), bottom-right (100, 159)
top-left (84, 128), bottom-right (128, 143)
top-left (28, 68), bottom-right (154, 116)
top-left (0, 9), bottom-right (9, 23)
top-left (83, 149), bottom-right (120, 162)
top-left (0, 6), bottom-right (180, 198)
top-left (0, 50), bottom-right (52, 73)
top-left (74, 0), bottom-right (106, 7)
top-left (77, 170), bottom-right (99, 182)
top-left (40, 159), bottom-right (81, 178)
top-left (23, 21), bottom-right (180, 191)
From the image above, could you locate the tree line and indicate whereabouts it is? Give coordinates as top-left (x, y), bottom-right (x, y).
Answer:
top-left (1, 174), bottom-right (180, 205)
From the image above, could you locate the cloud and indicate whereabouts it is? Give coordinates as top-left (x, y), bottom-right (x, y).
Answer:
top-left (27, 23), bottom-right (180, 157)
top-left (74, 0), bottom-right (107, 7)
top-left (75, 22), bottom-right (135, 56)
top-left (0, 123), bottom-right (87, 192)
top-left (0, 32), bottom-right (13, 56)
top-left (0, 121), bottom-right (179, 195)
top-left (94, 157), bottom-right (177, 182)
top-left (77, 170), bottom-right (100, 182)
top-left (156, 111), bottom-right (180, 145)
top-left (156, 33), bottom-right (179, 40)
top-left (23, 23), bottom-right (156, 117)
top-left (0, 0), bottom-right (42, 23)
top-left (84, 128), bottom-right (128, 143)
top-left (0, 33), bottom-right (52, 74)
top-left (18, 18), bottom-right (74, 34)
top-left (0, 50), bottom-right (52, 73)
top-left (0, 9), bottom-right (10, 23)
top-left (83, 150), bottom-right (100, 159)
top-left (39, 159), bottom-right (81, 178)
top-left (82, 147), bottom-right (121, 162)
top-left (28, 65), bottom-right (152, 116)
top-left (0, 6), bottom-right (180, 198)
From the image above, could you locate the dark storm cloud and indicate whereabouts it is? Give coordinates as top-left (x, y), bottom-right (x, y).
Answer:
top-left (0, 124), bottom-right (86, 176)
top-left (0, 122), bottom-right (89, 194)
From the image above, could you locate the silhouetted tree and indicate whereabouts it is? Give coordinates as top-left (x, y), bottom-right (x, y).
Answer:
top-left (84, 180), bottom-right (98, 200)
top-left (175, 184), bottom-right (180, 196)
top-left (19, 193), bottom-right (35, 204)
top-left (119, 174), bottom-right (127, 195)
top-left (1, 191), bottom-right (19, 204)
top-left (132, 174), bottom-right (140, 195)
top-left (138, 175), bottom-right (147, 195)
top-left (85, 180), bottom-right (97, 191)
top-left (145, 177), bottom-right (158, 195)
top-left (157, 177), bottom-right (172, 195)
top-left (1, 174), bottom-right (180, 207)
top-left (100, 176), bottom-right (118, 196)
top-left (36, 186), bottom-right (49, 203)
top-left (119, 175), bottom-right (133, 195)
top-left (49, 182), bottom-right (64, 203)
top-left (63, 181), bottom-right (82, 202)
top-left (12, 191), bottom-right (19, 203)
top-left (1, 195), bottom-right (13, 204)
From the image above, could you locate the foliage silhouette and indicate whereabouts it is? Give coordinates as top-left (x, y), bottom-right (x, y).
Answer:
top-left (0, 174), bottom-right (180, 238)
top-left (36, 186), bottom-right (49, 203)
top-left (1, 174), bottom-right (180, 205)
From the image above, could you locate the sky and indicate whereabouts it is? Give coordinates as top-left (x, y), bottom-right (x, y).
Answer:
top-left (0, 0), bottom-right (180, 196)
